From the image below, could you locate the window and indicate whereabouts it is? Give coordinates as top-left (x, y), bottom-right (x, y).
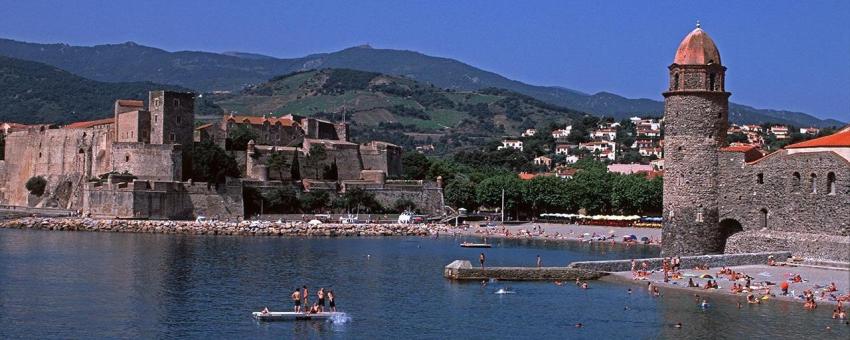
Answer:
top-left (673, 73), bottom-right (680, 90)
top-left (176, 114), bottom-right (182, 124)
top-left (154, 114), bottom-right (158, 123)
top-left (173, 99), bottom-right (180, 107)
top-left (154, 98), bottom-right (161, 108)
top-left (810, 173), bottom-right (817, 194)
top-left (756, 173), bottom-right (764, 184)
top-left (170, 133), bottom-right (176, 143)
top-left (696, 207), bottom-right (704, 223)
top-left (125, 154), bottom-right (130, 162)
top-left (792, 172), bottom-right (801, 192)
top-left (827, 172), bottom-right (836, 195)
top-left (709, 73), bottom-right (716, 91)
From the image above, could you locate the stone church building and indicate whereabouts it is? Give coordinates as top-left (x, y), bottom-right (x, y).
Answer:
top-left (662, 25), bottom-right (849, 261)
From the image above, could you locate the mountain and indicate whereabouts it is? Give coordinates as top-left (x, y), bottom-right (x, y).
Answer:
top-left (209, 68), bottom-right (585, 149)
top-left (0, 56), bottom-right (209, 124)
top-left (0, 38), bottom-right (842, 127)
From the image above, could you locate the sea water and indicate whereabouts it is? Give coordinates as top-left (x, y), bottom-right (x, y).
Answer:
top-left (0, 228), bottom-right (846, 339)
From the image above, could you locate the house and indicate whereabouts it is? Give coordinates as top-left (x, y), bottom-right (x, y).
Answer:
top-left (555, 143), bottom-right (575, 155)
top-left (521, 128), bottom-right (537, 137)
top-left (551, 126), bottom-right (572, 139)
top-left (741, 124), bottom-right (763, 133)
top-left (639, 146), bottom-right (664, 158)
top-left (770, 125), bottom-right (790, 139)
top-left (632, 139), bottom-right (656, 149)
top-left (650, 158), bottom-right (664, 171)
top-left (498, 138), bottom-right (523, 151)
top-left (637, 128), bottom-right (661, 138)
top-left (533, 155), bottom-right (552, 168)
top-left (563, 155), bottom-right (580, 164)
top-left (415, 144), bottom-right (435, 153)
top-left (590, 128), bottom-right (617, 141)
top-left (800, 127), bottom-right (820, 135)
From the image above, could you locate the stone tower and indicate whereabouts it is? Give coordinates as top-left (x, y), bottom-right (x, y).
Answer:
top-left (662, 24), bottom-right (731, 256)
top-left (149, 91), bottom-right (195, 180)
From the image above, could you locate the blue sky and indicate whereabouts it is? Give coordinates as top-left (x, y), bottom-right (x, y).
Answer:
top-left (1, 0), bottom-right (848, 121)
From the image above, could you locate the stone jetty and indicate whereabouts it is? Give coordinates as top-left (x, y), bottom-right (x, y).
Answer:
top-left (443, 260), bottom-right (605, 281)
top-left (0, 217), bottom-right (450, 237)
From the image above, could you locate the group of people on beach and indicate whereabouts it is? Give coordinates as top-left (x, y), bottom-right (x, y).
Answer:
top-left (290, 286), bottom-right (336, 314)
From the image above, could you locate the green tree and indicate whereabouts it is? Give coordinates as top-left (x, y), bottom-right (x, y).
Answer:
top-left (267, 152), bottom-right (288, 180)
top-left (610, 174), bottom-right (652, 214)
top-left (392, 199), bottom-right (417, 213)
top-left (566, 166), bottom-right (613, 214)
top-left (402, 153), bottom-right (431, 180)
top-left (300, 191), bottom-right (330, 212)
top-left (444, 178), bottom-right (478, 210)
top-left (334, 188), bottom-right (383, 213)
top-left (525, 176), bottom-right (572, 214)
top-left (476, 174), bottom-right (525, 219)
top-left (322, 160), bottom-right (339, 181)
top-left (25, 176), bottom-right (47, 196)
top-left (191, 141), bottom-right (241, 184)
top-left (290, 152), bottom-right (301, 180)
top-left (264, 188), bottom-right (301, 213)
top-left (228, 124), bottom-right (258, 151)
top-left (306, 145), bottom-right (328, 179)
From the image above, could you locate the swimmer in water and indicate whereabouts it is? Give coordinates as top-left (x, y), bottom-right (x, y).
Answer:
top-left (628, 288), bottom-right (632, 294)
top-left (675, 322), bottom-right (682, 328)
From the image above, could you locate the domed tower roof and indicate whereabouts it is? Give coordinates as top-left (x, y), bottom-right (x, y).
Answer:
top-left (673, 23), bottom-right (721, 65)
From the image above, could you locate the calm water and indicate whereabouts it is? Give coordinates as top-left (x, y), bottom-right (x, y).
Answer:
top-left (0, 229), bottom-right (847, 339)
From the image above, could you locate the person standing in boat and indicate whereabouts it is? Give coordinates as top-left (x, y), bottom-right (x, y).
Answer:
top-left (302, 285), bottom-right (309, 307)
top-left (317, 288), bottom-right (326, 312)
top-left (328, 290), bottom-right (336, 312)
top-left (291, 288), bottom-right (302, 313)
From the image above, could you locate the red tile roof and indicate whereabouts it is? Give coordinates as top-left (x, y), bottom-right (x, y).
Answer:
top-left (674, 26), bottom-right (721, 65)
top-left (720, 144), bottom-right (758, 152)
top-left (785, 127), bottom-right (850, 149)
top-left (195, 123), bottom-right (214, 130)
top-left (63, 118), bottom-right (114, 129)
top-left (117, 99), bottom-right (144, 107)
top-left (225, 115), bottom-right (296, 126)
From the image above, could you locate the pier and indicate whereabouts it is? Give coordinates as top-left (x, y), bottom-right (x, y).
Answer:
top-left (443, 260), bottom-right (605, 281)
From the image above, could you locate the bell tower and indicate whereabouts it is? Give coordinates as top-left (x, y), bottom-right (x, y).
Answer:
top-left (662, 23), bottom-right (731, 256)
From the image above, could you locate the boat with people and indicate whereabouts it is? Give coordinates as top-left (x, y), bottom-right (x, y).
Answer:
top-left (460, 242), bottom-right (492, 248)
top-left (252, 311), bottom-right (343, 322)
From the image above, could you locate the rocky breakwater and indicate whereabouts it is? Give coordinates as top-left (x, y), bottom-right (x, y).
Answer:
top-left (0, 217), bottom-right (450, 237)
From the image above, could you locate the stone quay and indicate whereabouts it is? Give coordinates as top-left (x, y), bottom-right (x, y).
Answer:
top-left (0, 217), bottom-right (449, 237)
top-left (443, 260), bottom-right (605, 281)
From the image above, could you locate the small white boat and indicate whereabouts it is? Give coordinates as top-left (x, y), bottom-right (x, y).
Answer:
top-left (494, 288), bottom-right (515, 295)
top-left (460, 242), bottom-right (492, 248)
top-left (252, 311), bottom-right (342, 321)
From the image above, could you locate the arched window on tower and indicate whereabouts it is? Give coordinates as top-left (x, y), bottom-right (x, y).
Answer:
top-left (827, 172), bottom-right (836, 195)
top-left (709, 73), bottom-right (716, 91)
top-left (792, 172), bottom-right (801, 192)
top-left (810, 173), bottom-right (817, 194)
top-left (673, 72), bottom-right (680, 90)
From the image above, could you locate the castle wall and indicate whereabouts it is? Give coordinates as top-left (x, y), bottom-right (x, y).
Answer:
top-left (116, 110), bottom-right (150, 143)
top-left (111, 143), bottom-right (182, 181)
top-left (2, 127), bottom-right (113, 208)
top-left (719, 150), bottom-right (850, 237)
top-left (83, 179), bottom-right (243, 220)
top-left (360, 142), bottom-right (403, 178)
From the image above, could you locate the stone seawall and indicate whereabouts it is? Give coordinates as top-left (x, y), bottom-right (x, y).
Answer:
top-left (0, 217), bottom-right (446, 237)
top-left (725, 231), bottom-right (850, 262)
top-left (443, 260), bottom-right (604, 281)
top-left (568, 251), bottom-right (791, 272)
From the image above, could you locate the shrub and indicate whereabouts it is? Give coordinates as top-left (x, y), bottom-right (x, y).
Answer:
top-left (25, 176), bottom-right (47, 196)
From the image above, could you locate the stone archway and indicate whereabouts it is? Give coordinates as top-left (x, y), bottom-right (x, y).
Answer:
top-left (718, 218), bottom-right (744, 253)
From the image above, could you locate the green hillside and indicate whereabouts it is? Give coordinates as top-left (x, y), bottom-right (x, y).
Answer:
top-left (0, 55), bottom-right (221, 124)
top-left (0, 38), bottom-right (841, 127)
top-left (210, 69), bottom-right (585, 151)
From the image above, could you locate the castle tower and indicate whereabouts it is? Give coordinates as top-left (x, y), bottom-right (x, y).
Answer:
top-left (149, 91), bottom-right (195, 180)
top-left (662, 23), bottom-right (731, 256)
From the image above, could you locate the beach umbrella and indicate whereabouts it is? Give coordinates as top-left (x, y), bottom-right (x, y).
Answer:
top-left (640, 236), bottom-right (650, 242)
top-left (627, 235), bottom-right (637, 240)
top-left (700, 274), bottom-right (714, 279)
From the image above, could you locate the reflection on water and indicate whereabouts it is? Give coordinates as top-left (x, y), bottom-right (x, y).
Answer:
top-left (0, 229), bottom-right (846, 339)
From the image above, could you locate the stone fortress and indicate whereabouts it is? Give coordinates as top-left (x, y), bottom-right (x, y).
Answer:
top-left (663, 24), bottom-right (850, 262)
top-left (0, 91), bottom-right (442, 220)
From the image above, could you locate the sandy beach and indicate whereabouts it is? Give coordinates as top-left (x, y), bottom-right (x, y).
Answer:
top-left (450, 222), bottom-right (662, 246)
top-left (606, 263), bottom-right (850, 308)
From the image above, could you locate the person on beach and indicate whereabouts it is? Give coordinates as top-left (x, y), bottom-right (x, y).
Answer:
top-left (780, 280), bottom-right (789, 296)
top-left (630, 259), bottom-right (636, 273)
top-left (479, 253), bottom-right (486, 268)
top-left (688, 278), bottom-right (698, 288)
top-left (317, 288), bottom-right (325, 313)
top-left (292, 288), bottom-right (302, 313)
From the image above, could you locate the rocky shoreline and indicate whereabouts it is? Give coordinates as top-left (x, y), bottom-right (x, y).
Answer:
top-left (0, 217), bottom-right (450, 237)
